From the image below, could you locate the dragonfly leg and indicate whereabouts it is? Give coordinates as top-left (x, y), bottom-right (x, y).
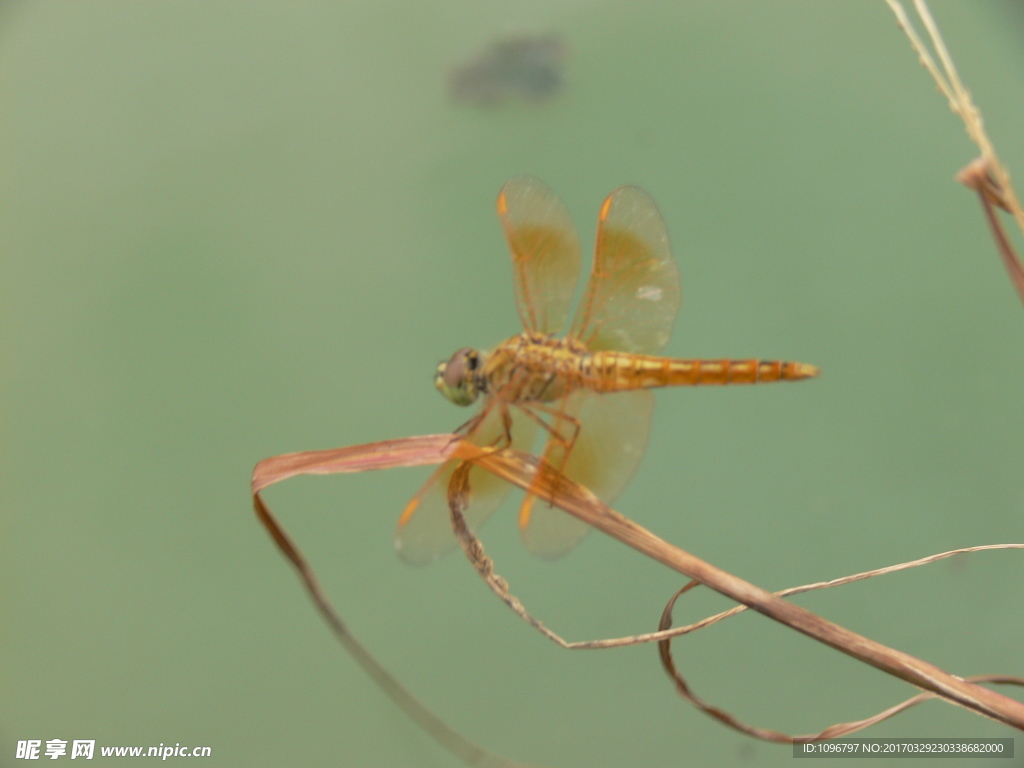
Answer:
top-left (533, 371), bottom-right (560, 402)
top-left (451, 364), bottom-right (524, 442)
top-left (476, 370), bottom-right (527, 450)
top-left (452, 371), bottom-right (530, 456)
top-left (452, 412), bottom-right (483, 438)
top-left (498, 404), bottom-right (514, 448)
top-left (517, 400), bottom-right (581, 505)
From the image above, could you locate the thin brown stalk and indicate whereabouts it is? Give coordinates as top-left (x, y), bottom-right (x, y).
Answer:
top-left (252, 436), bottom-right (548, 768)
top-left (447, 458), bottom-right (693, 650)
top-left (885, 0), bottom-right (1024, 305)
top-left (253, 434), bottom-right (1024, 757)
top-left (453, 472), bottom-right (1024, 656)
top-left (957, 159), bottom-right (1024, 306)
top-left (658, 584), bottom-right (1024, 741)
top-left (662, 543), bottom-right (1024, 640)
top-left (466, 446), bottom-right (1024, 730)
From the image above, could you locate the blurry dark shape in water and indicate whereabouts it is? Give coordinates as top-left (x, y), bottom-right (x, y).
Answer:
top-left (449, 33), bottom-right (567, 107)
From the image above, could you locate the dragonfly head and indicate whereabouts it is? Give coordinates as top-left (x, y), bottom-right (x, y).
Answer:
top-left (435, 347), bottom-right (481, 406)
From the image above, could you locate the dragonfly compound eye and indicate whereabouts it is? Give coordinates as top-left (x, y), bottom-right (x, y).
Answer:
top-left (434, 348), bottom-right (480, 406)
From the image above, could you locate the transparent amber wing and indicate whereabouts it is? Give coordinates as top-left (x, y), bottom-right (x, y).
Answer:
top-left (395, 404), bottom-right (537, 566)
top-left (520, 389), bottom-right (654, 559)
top-left (570, 186), bottom-right (681, 353)
top-left (497, 176), bottom-right (583, 336)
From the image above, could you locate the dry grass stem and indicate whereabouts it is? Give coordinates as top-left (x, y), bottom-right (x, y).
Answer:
top-left (450, 447), bottom-right (1024, 736)
top-left (255, 436), bottom-right (1024, 733)
top-left (467, 447), bottom-right (1024, 730)
top-left (253, 437), bottom-right (549, 768)
top-left (659, 581), bottom-right (1024, 741)
top-left (885, 0), bottom-right (1024, 304)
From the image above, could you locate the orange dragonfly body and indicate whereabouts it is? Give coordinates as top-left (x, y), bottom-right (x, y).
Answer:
top-left (396, 177), bottom-right (818, 564)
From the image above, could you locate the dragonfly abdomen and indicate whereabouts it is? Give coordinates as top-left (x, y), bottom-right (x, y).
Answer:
top-left (583, 353), bottom-right (819, 391)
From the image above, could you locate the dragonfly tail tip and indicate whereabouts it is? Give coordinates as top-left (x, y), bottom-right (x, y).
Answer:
top-left (794, 362), bottom-right (820, 379)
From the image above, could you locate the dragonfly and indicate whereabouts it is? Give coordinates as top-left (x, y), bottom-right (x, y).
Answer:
top-left (395, 176), bottom-right (818, 565)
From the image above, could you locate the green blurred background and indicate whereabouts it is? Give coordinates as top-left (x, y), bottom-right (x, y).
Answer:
top-left (2, 2), bottom-right (1022, 766)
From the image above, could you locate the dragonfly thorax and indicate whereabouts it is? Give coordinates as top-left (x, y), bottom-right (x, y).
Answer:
top-left (435, 334), bottom-right (587, 408)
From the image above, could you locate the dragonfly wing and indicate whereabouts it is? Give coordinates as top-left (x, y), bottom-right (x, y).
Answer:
top-left (395, 403), bottom-right (537, 566)
top-left (497, 176), bottom-right (582, 336)
top-left (570, 186), bottom-right (681, 354)
top-left (520, 389), bottom-right (654, 559)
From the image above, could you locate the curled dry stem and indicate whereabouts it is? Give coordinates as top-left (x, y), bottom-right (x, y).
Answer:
top-left (447, 450), bottom-right (1024, 738)
top-left (658, 579), bottom-right (1024, 741)
top-left (465, 446), bottom-right (1024, 730)
top-left (252, 434), bottom-right (1024, 766)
